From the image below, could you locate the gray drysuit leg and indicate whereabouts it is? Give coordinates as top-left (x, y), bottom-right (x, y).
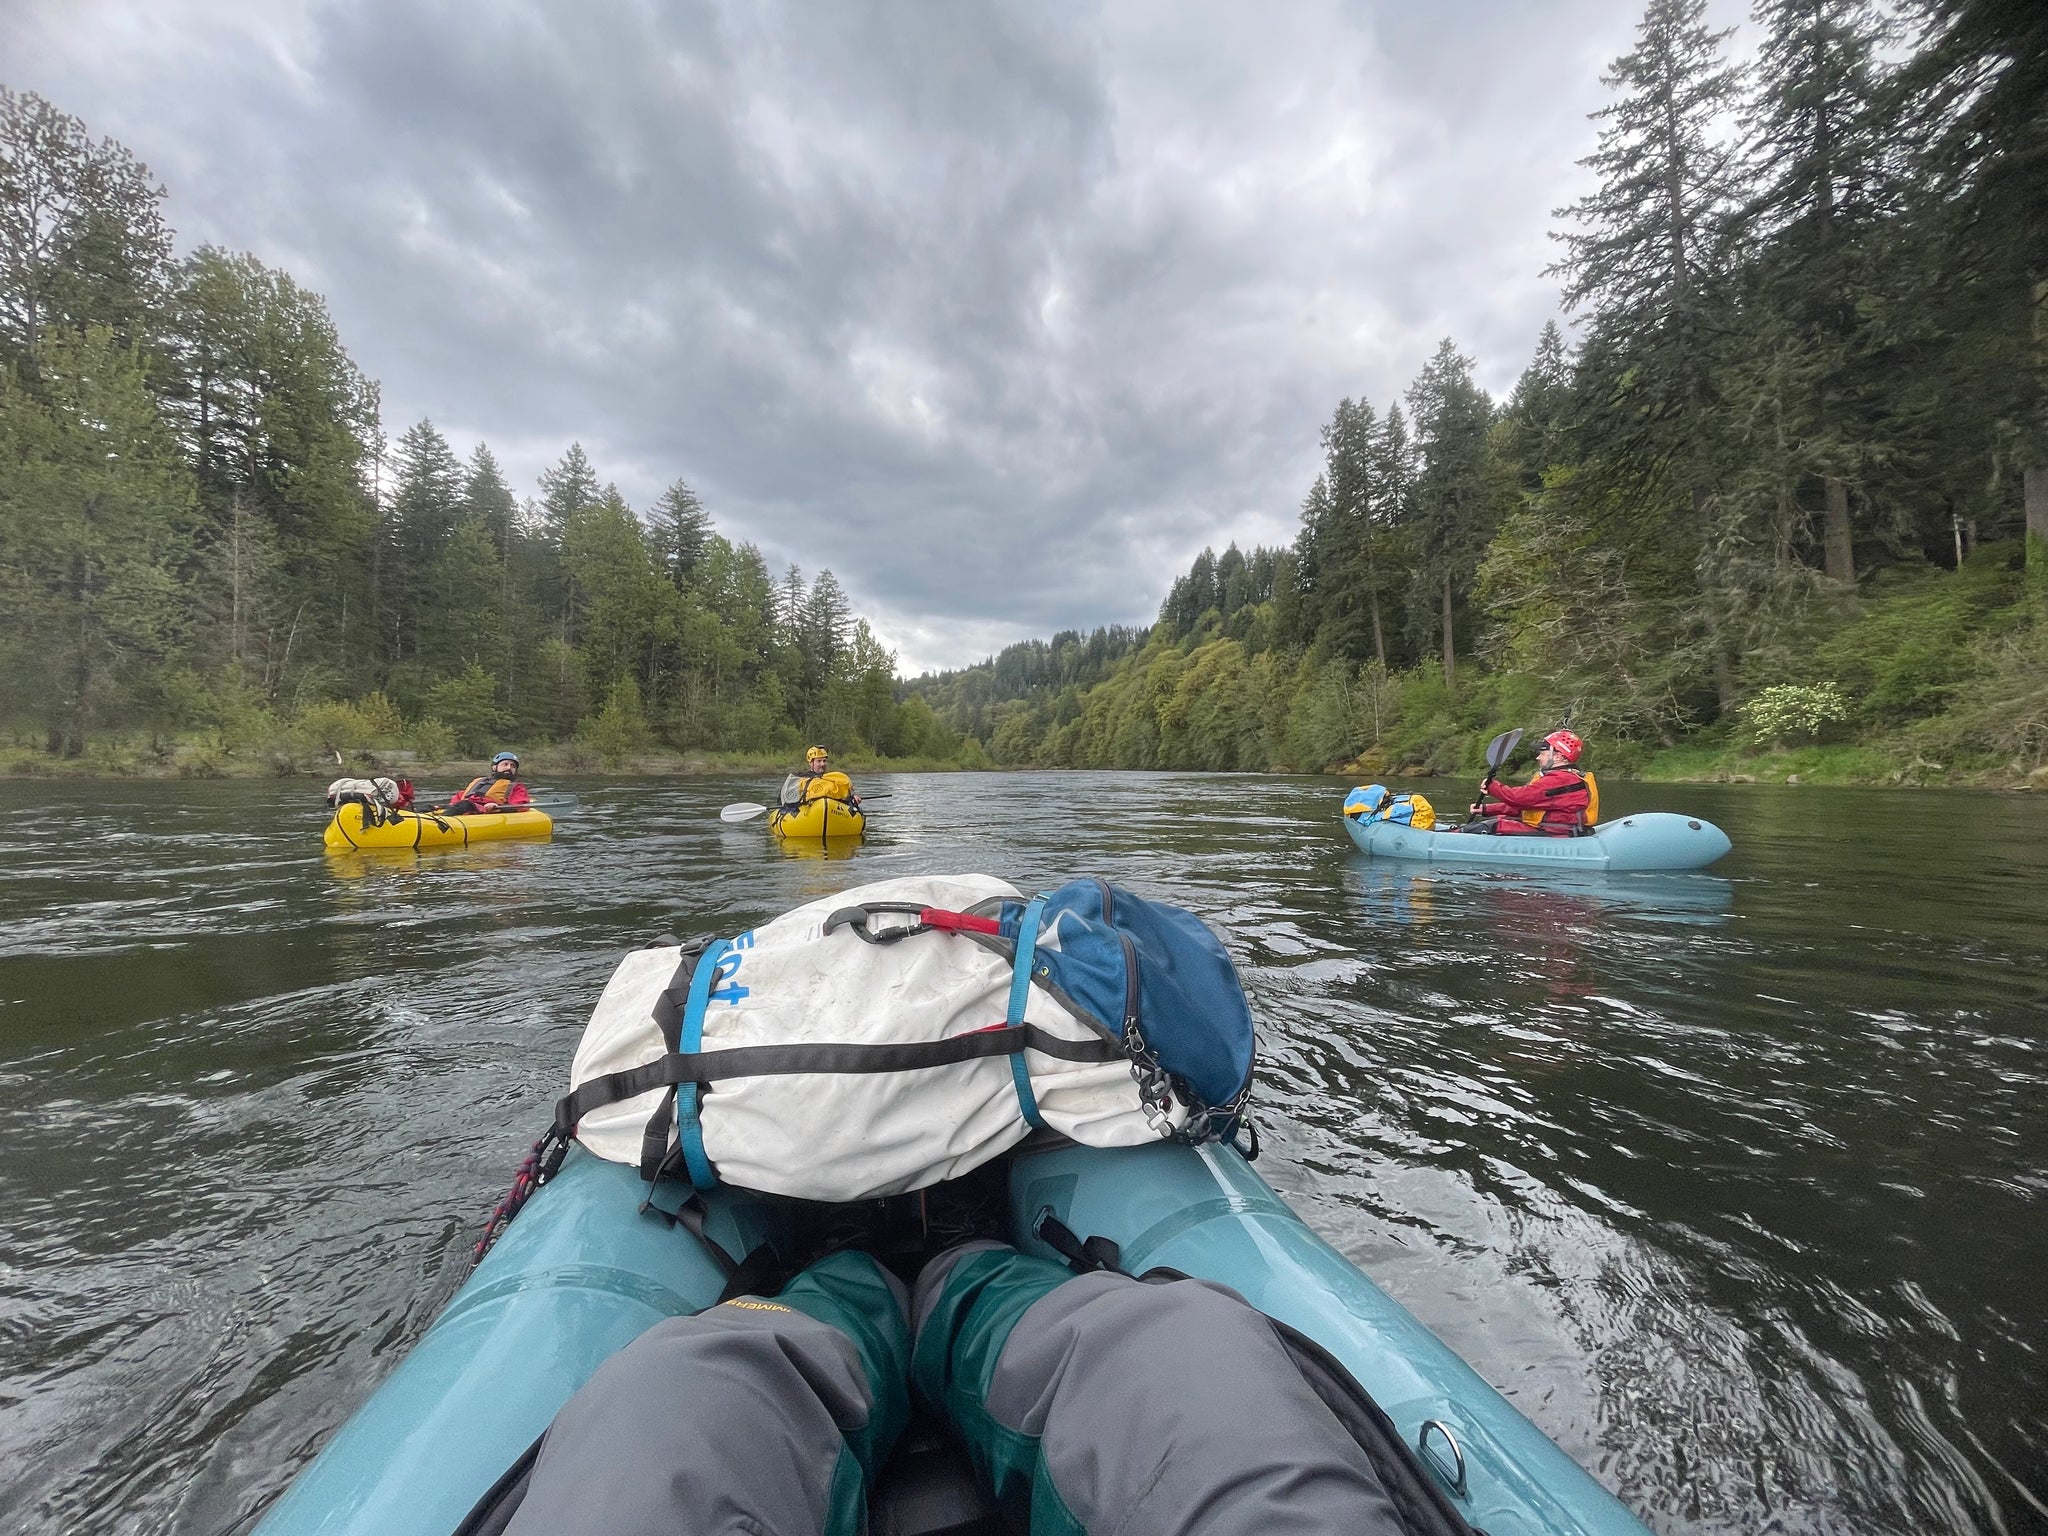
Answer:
top-left (912, 1243), bottom-right (1408, 1536)
top-left (502, 1249), bottom-right (910, 1536)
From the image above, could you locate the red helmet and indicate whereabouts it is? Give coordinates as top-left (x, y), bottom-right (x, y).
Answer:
top-left (1541, 729), bottom-right (1583, 763)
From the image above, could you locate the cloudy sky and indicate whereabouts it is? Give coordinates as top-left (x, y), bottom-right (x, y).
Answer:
top-left (8, 0), bottom-right (1743, 673)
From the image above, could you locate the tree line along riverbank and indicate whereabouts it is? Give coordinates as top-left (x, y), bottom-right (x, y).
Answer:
top-left (901, 1), bottom-right (2048, 792)
top-left (0, 84), bottom-right (987, 777)
top-left (6, 0), bottom-right (2045, 793)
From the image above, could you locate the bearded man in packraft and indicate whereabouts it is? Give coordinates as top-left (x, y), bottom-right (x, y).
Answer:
top-left (448, 751), bottom-right (533, 815)
top-left (1461, 730), bottom-right (1595, 836)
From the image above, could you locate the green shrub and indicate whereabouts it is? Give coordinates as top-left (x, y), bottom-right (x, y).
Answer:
top-left (576, 676), bottom-right (651, 767)
top-left (1809, 554), bottom-right (2023, 725)
top-left (292, 693), bottom-right (406, 757)
top-left (420, 663), bottom-right (507, 755)
top-left (407, 717), bottom-right (458, 763)
top-left (1740, 682), bottom-right (1851, 746)
top-left (1280, 660), bottom-right (1364, 770)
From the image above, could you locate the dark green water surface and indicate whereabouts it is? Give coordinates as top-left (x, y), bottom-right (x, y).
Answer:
top-left (1, 774), bottom-right (2043, 1535)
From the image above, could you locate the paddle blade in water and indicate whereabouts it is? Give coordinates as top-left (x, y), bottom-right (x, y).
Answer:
top-left (721, 802), bottom-right (768, 823)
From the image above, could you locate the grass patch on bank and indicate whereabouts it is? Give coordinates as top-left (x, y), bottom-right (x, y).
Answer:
top-left (1641, 743), bottom-right (1918, 785)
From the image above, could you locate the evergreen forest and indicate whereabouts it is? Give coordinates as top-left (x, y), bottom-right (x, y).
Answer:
top-left (910, 0), bottom-right (2048, 787)
top-left (0, 86), bottom-right (971, 774)
top-left (5, 0), bottom-right (2046, 787)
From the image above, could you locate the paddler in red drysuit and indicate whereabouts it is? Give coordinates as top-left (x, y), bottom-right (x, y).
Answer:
top-left (1463, 729), bottom-right (1592, 835)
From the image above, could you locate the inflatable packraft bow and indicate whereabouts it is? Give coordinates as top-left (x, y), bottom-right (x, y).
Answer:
top-left (322, 801), bottom-right (554, 853)
top-left (245, 876), bottom-right (1657, 1536)
top-left (767, 771), bottom-right (865, 843)
top-left (553, 874), bottom-right (1256, 1202)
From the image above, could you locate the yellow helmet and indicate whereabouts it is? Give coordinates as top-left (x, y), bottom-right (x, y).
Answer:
top-left (806, 745), bottom-right (828, 762)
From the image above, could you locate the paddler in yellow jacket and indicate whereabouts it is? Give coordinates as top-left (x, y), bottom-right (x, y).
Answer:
top-left (793, 745), bottom-right (861, 811)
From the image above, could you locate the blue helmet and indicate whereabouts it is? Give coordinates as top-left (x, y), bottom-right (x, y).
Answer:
top-left (491, 750), bottom-right (519, 769)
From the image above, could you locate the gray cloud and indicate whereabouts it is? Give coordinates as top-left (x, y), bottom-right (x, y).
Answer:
top-left (8, 0), bottom-right (1740, 671)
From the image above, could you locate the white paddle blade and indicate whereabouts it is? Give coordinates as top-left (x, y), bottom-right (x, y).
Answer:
top-left (720, 802), bottom-right (768, 823)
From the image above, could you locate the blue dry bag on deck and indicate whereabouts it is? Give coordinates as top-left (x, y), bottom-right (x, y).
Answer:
top-left (995, 878), bottom-right (1256, 1142)
top-left (1344, 784), bottom-right (1435, 829)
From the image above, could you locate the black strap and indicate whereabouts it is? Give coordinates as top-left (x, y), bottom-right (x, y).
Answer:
top-left (1266, 1317), bottom-right (1484, 1536)
top-left (668, 1194), bottom-right (737, 1277)
top-left (669, 1191), bottom-right (789, 1303)
top-left (716, 1244), bottom-right (789, 1304)
top-left (556, 1024), bottom-right (1121, 1131)
top-left (1034, 1211), bottom-right (1127, 1276)
top-left (450, 1432), bottom-right (544, 1536)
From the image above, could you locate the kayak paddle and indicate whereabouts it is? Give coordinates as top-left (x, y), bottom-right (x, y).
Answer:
top-left (721, 794), bottom-right (885, 824)
top-left (1483, 729), bottom-right (1523, 781)
top-left (419, 792), bottom-right (578, 812)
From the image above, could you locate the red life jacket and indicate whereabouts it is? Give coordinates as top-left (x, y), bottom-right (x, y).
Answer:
top-left (1480, 768), bottom-right (1591, 835)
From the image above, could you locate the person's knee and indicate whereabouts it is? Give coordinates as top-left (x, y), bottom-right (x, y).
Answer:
top-left (914, 1255), bottom-right (1411, 1535)
top-left (505, 1252), bottom-right (914, 1536)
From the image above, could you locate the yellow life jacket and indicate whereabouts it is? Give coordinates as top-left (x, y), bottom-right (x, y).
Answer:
top-left (461, 775), bottom-right (514, 804)
top-left (800, 770), bottom-right (854, 803)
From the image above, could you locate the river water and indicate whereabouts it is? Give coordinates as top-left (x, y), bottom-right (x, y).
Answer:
top-left (0, 773), bottom-right (2042, 1535)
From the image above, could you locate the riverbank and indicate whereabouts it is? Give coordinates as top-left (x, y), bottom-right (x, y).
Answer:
top-left (1636, 744), bottom-right (2048, 791)
top-left (10, 732), bottom-right (2044, 791)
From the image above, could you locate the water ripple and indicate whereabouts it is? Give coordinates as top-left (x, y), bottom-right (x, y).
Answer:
top-left (0, 774), bottom-right (2042, 1534)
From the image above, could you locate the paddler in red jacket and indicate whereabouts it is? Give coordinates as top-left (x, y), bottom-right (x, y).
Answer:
top-left (447, 751), bottom-right (533, 814)
top-left (1465, 730), bottom-right (1592, 836)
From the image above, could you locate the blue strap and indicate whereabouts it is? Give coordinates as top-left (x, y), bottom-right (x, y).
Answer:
top-left (675, 938), bottom-right (731, 1189)
top-left (1006, 899), bottom-right (1049, 1131)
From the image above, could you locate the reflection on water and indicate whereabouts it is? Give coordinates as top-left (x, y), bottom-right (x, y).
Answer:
top-left (0, 773), bottom-right (2042, 1536)
top-left (767, 834), bottom-right (865, 861)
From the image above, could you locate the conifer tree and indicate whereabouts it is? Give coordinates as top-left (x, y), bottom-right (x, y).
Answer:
top-left (0, 87), bottom-right (173, 368)
top-left (1405, 340), bottom-right (1496, 695)
top-left (385, 419), bottom-right (464, 664)
top-left (0, 327), bottom-right (195, 752)
top-left (1735, 0), bottom-right (1895, 581)
top-left (1551, 0), bottom-right (1744, 508)
top-left (535, 442), bottom-right (600, 549)
top-left (562, 484), bottom-right (666, 699)
top-left (1898, 0), bottom-right (2048, 574)
top-left (161, 246), bottom-right (374, 687)
top-left (649, 477), bottom-right (713, 589)
top-left (461, 443), bottom-right (518, 553)
top-left (1497, 321), bottom-right (1574, 491)
top-left (533, 442), bottom-right (601, 640)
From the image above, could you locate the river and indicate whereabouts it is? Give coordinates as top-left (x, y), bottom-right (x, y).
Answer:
top-left (0, 773), bottom-right (2042, 1535)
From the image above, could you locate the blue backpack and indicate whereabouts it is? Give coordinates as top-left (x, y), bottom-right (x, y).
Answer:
top-left (991, 878), bottom-right (1256, 1145)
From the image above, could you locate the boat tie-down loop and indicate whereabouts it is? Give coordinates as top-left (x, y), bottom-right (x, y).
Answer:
top-left (822, 902), bottom-right (1001, 945)
top-left (1417, 1419), bottom-right (1469, 1498)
